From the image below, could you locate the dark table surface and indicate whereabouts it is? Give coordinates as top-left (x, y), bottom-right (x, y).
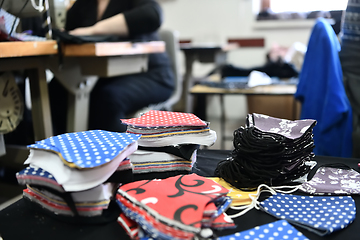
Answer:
top-left (0, 149), bottom-right (359, 240)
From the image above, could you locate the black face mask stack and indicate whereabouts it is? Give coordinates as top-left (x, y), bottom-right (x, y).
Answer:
top-left (215, 113), bottom-right (317, 190)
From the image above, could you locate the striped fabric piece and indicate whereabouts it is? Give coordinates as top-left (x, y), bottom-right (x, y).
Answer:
top-left (16, 166), bottom-right (64, 192)
top-left (128, 149), bottom-right (196, 174)
top-left (342, 0), bottom-right (360, 42)
top-left (132, 159), bottom-right (192, 174)
top-left (23, 184), bottom-right (115, 217)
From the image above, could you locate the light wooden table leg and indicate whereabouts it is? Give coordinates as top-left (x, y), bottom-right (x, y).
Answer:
top-left (27, 65), bottom-right (53, 140)
top-left (0, 57), bottom-right (54, 141)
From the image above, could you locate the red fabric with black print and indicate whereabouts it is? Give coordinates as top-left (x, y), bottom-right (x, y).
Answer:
top-left (116, 173), bottom-right (234, 239)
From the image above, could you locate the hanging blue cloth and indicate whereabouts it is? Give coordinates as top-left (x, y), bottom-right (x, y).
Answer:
top-left (295, 18), bottom-right (353, 157)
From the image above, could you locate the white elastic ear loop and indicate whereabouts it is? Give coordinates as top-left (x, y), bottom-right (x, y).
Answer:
top-left (227, 184), bottom-right (275, 219)
top-left (271, 185), bottom-right (300, 194)
top-left (31, 0), bottom-right (44, 12)
top-left (227, 184), bottom-right (300, 219)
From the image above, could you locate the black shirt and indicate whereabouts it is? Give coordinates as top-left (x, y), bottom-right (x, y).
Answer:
top-left (65, 0), bottom-right (174, 88)
top-left (65, 0), bottom-right (162, 40)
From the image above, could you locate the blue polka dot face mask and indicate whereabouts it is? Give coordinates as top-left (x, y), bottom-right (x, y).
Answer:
top-left (258, 193), bottom-right (356, 236)
top-left (28, 130), bottom-right (141, 169)
top-left (217, 220), bottom-right (309, 240)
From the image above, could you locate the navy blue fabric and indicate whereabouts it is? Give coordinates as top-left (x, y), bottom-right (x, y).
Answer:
top-left (294, 18), bottom-right (353, 158)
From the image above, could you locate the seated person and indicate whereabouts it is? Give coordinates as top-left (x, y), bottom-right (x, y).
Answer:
top-left (220, 47), bottom-right (299, 79)
top-left (49, 0), bottom-right (175, 134)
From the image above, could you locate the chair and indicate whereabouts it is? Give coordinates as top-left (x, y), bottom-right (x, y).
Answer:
top-left (130, 29), bottom-right (182, 117)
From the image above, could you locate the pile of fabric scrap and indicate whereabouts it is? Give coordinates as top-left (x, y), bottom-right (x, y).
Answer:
top-left (121, 110), bottom-right (217, 176)
top-left (116, 173), bottom-right (235, 239)
top-left (16, 130), bottom-right (140, 218)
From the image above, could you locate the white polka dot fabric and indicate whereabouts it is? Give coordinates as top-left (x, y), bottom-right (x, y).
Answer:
top-left (259, 193), bottom-right (356, 236)
top-left (18, 166), bottom-right (56, 181)
top-left (16, 166), bottom-right (63, 192)
top-left (28, 130), bottom-right (141, 169)
top-left (121, 110), bottom-right (207, 128)
top-left (217, 220), bottom-right (309, 240)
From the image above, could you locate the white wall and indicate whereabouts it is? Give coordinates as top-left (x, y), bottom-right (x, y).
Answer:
top-left (158, 0), bottom-right (315, 119)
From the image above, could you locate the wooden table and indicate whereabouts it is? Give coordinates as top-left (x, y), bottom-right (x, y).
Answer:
top-left (190, 83), bottom-right (299, 149)
top-left (48, 41), bottom-right (165, 133)
top-left (0, 40), bottom-right (58, 141)
top-left (178, 43), bottom-right (239, 113)
top-left (190, 83), bottom-right (297, 95)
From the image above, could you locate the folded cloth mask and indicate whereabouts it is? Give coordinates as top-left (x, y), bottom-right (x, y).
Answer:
top-left (258, 193), bottom-right (356, 236)
top-left (217, 220), bottom-right (309, 240)
top-left (298, 165), bottom-right (360, 195)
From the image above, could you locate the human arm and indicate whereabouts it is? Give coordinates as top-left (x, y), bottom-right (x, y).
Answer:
top-left (69, 14), bottom-right (129, 36)
top-left (67, 0), bottom-right (162, 37)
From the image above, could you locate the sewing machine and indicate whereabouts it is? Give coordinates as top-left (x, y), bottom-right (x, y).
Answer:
top-left (2, 0), bottom-right (69, 30)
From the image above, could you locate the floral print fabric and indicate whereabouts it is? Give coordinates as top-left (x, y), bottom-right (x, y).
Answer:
top-left (247, 113), bottom-right (317, 140)
top-left (299, 166), bottom-right (360, 195)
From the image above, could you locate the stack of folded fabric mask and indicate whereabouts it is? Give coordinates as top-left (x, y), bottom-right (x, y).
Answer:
top-left (116, 173), bottom-right (235, 240)
top-left (127, 144), bottom-right (199, 175)
top-left (16, 130), bottom-right (141, 219)
top-left (121, 110), bottom-right (217, 176)
top-left (215, 113), bottom-right (317, 190)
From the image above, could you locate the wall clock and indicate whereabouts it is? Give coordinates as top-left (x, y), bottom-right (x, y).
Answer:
top-left (0, 71), bottom-right (24, 134)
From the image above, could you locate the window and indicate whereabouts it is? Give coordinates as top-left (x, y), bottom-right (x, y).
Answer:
top-left (269, 0), bottom-right (348, 13)
top-left (256, 0), bottom-right (347, 33)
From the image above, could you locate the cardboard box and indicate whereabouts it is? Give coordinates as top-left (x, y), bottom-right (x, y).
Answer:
top-left (246, 95), bottom-right (301, 120)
